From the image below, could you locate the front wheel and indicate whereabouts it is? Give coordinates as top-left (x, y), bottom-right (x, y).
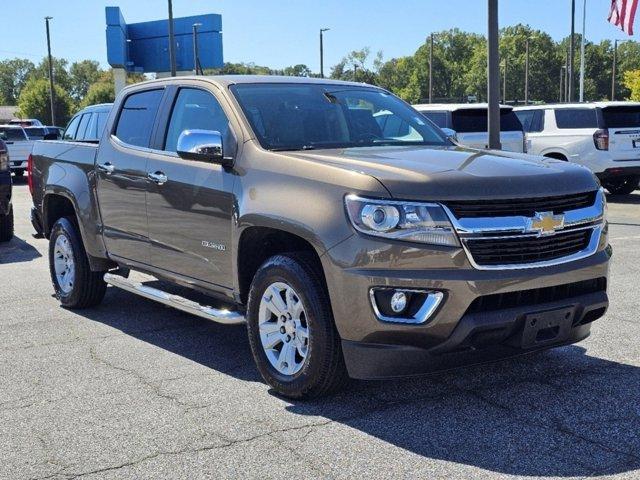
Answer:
top-left (603, 176), bottom-right (640, 195)
top-left (246, 253), bottom-right (348, 399)
top-left (49, 217), bottom-right (107, 308)
top-left (0, 205), bottom-right (14, 242)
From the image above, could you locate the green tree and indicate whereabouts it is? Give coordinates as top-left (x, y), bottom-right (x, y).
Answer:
top-left (330, 48), bottom-right (381, 84)
top-left (623, 70), bottom-right (640, 100)
top-left (69, 60), bottom-right (103, 101)
top-left (0, 58), bottom-right (36, 105)
top-left (17, 77), bottom-right (72, 125)
top-left (281, 64), bottom-right (312, 77)
top-left (32, 57), bottom-right (71, 92)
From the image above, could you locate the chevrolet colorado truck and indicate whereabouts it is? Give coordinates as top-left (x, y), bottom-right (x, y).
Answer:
top-left (30, 76), bottom-right (611, 398)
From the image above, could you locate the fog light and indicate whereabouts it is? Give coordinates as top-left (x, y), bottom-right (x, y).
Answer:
top-left (390, 291), bottom-right (407, 313)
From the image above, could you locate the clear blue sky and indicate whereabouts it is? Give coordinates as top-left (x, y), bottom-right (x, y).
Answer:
top-left (0, 0), bottom-right (630, 72)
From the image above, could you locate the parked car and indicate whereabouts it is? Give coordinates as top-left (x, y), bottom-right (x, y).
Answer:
top-left (0, 137), bottom-right (13, 242)
top-left (0, 125), bottom-right (34, 176)
top-left (24, 126), bottom-right (63, 140)
top-left (515, 102), bottom-right (640, 195)
top-left (9, 118), bottom-right (43, 127)
top-left (62, 103), bottom-right (112, 142)
top-left (413, 103), bottom-right (527, 153)
top-left (30, 76), bottom-right (610, 398)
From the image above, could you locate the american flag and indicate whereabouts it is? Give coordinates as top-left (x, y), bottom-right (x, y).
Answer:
top-left (609, 0), bottom-right (639, 35)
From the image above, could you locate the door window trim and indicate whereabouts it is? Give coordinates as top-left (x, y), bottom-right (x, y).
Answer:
top-left (110, 87), bottom-right (166, 150)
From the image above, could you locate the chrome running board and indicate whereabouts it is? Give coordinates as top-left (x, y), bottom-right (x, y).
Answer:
top-left (103, 273), bottom-right (245, 325)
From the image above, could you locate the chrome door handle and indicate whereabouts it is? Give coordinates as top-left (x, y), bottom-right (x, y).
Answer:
top-left (98, 162), bottom-right (115, 174)
top-left (147, 171), bottom-right (168, 185)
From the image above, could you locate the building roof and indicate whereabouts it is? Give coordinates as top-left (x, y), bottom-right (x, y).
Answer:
top-left (0, 106), bottom-right (19, 122)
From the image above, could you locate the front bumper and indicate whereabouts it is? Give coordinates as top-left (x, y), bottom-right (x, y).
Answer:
top-left (321, 229), bottom-right (611, 379)
top-left (0, 172), bottom-right (11, 215)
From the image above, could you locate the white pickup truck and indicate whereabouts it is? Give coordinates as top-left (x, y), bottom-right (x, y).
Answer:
top-left (0, 125), bottom-right (35, 177)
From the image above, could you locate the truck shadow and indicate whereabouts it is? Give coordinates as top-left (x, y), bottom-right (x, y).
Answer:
top-left (0, 235), bottom-right (42, 264)
top-left (606, 192), bottom-right (640, 205)
top-left (81, 287), bottom-right (640, 477)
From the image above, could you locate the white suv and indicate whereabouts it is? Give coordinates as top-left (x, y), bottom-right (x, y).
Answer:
top-left (413, 103), bottom-right (526, 153)
top-left (515, 102), bottom-right (640, 195)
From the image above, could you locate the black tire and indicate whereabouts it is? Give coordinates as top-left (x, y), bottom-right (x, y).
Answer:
top-left (13, 169), bottom-right (24, 177)
top-left (246, 252), bottom-right (348, 399)
top-left (603, 176), bottom-right (640, 195)
top-left (49, 217), bottom-right (106, 308)
top-left (0, 205), bottom-right (14, 242)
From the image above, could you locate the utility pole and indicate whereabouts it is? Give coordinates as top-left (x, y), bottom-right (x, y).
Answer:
top-left (319, 28), bottom-right (329, 78)
top-left (167, 0), bottom-right (176, 76)
top-left (579, 0), bottom-right (587, 102)
top-left (560, 67), bottom-right (565, 102)
top-left (192, 23), bottom-right (202, 75)
top-left (612, 39), bottom-right (618, 101)
top-left (44, 16), bottom-right (55, 126)
top-left (525, 37), bottom-right (530, 105)
top-left (565, 52), bottom-right (570, 101)
top-left (568, 0), bottom-right (576, 102)
top-left (429, 33), bottom-right (434, 103)
top-left (487, 0), bottom-right (501, 150)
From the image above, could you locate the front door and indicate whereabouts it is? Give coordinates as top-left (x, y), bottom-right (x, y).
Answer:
top-left (145, 87), bottom-right (235, 288)
top-left (95, 88), bottom-right (164, 264)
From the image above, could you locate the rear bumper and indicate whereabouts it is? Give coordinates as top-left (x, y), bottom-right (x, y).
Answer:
top-left (343, 290), bottom-right (608, 379)
top-left (0, 173), bottom-right (11, 215)
top-left (596, 166), bottom-right (640, 181)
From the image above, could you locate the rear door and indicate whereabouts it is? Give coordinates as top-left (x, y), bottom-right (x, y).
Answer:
top-left (515, 109), bottom-right (545, 154)
top-left (451, 108), bottom-right (525, 152)
top-left (600, 105), bottom-right (640, 162)
top-left (144, 86), bottom-right (236, 288)
top-left (95, 88), bottom-right (164, 264)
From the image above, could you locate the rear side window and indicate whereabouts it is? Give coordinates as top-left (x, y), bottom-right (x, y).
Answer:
top-left (96, 112), bottom-right (109, 139)
top-left (601, 106), bottom-right (640, 128)
top-left (115, 89), bottom-right (164, 147)
top-left (554, 109), bottom-right (598, 129)
top-left (63, 115), bottom-right (81, 140)
top-left (421, 111), bottom-right (448, 128)
top-left (76, 114), bottom-right (92, 141)
top-left (515, 110), bottom-right (545, 133)
top-left (452, 108), bottom-right (523, 133)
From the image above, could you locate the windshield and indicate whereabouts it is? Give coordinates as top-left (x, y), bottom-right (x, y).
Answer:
top-left (601, 106), bottom-right (640, 128)
top-left (25, 127), bottom-right (46, 139)
top-left (451, 108), bottom-right (523, 133)
top-left (0, 127), bottom-right (27, 141)
top-left (230, 84), bottom-right (450, 151)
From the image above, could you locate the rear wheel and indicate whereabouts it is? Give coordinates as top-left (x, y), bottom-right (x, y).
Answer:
top-left (603, 176), bottom-right (640, 195)
top-left (246, 253), bottom-right (348, 399)
top-left (49, 217), bottom-right (107, 308)
top-left (0, 205), bottom-right (14, 242)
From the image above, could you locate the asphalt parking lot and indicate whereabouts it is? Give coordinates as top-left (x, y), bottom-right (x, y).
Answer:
top-left (1, 177), bottom-right (639, 480)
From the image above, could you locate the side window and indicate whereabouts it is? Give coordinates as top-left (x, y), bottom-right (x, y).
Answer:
top-left (83, 112), bottom-right (99, 141)
top-left (515, 110), bottom-right (535, 132)
top-left (555, 109), bottom-right (598, 129)
top-left (164, 88), bottom-right (230, 153)
top-left (375, 112), bottom-right (411, 138)
top-left (533, 110), bottom-right (545, 132)
top-left (76, 113), bottom-right (92, 141)
top-left (115, 89), bottom-right (164, 147)
top-left (63, 115), bottom-right (81, 140)
top-left (422, 111), bottom-right (448, 128)
top-left (96, 112), bottom-right (109, 139)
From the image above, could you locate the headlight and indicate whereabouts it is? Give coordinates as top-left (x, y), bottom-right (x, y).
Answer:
top-left (0, 152), bottom-right (8, 172)
top-left (345, 195), bottom-right (460, 247)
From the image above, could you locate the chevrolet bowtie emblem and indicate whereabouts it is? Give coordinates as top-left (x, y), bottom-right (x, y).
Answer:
top-left (528, 211), bottom-right (565, 236)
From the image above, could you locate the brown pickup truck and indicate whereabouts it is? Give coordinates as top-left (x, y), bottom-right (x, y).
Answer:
top-left (30, 76), bottom-right (611, 398)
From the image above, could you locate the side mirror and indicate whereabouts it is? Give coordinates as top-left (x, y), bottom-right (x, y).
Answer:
top-left (441, 128), bottom-right (458, 142)
top-left (43, 133), bottom-right (58, 140)
top-left (176, 129), bottom-right (232, 167)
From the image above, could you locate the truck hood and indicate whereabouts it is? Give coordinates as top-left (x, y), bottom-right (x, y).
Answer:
top-left (283, 145), bottom-right (599, 200)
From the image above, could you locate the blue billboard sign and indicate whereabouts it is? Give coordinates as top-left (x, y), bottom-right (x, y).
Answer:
top-left (106, 6), bottom-right (223, 73)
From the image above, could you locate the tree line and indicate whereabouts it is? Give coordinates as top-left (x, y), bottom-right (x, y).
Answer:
top-left (3, 23), bottom-right (640, 126)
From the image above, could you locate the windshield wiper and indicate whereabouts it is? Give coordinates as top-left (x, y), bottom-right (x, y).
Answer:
top-left (269, 145), bottom-right (316, 152)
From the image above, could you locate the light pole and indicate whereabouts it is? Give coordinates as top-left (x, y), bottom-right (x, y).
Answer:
top-left (568, 0), bottom-right (576, 102)
top-left (192, 23), bottom-right (202, 75)
top-left (525, 37), bottom-right (530, 105)
top-left (167, 0), bottom-right (176, 76)
top-left (429, 33), bottom-right (434, 103)
top-left (487, 0), bottom-right (501, 150)
top-left (319, 28), bottom-right (330, 78)
top-left (560, 66), bottom-right (567, 102)
top-left (579, 0), bottom-right (587, 102)
top-left (610, 39), bottom-right (628, 101)
top-left (501, 58), bottom-right (507, 104)
top-left (44, 16), bottom-right (55, 126)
